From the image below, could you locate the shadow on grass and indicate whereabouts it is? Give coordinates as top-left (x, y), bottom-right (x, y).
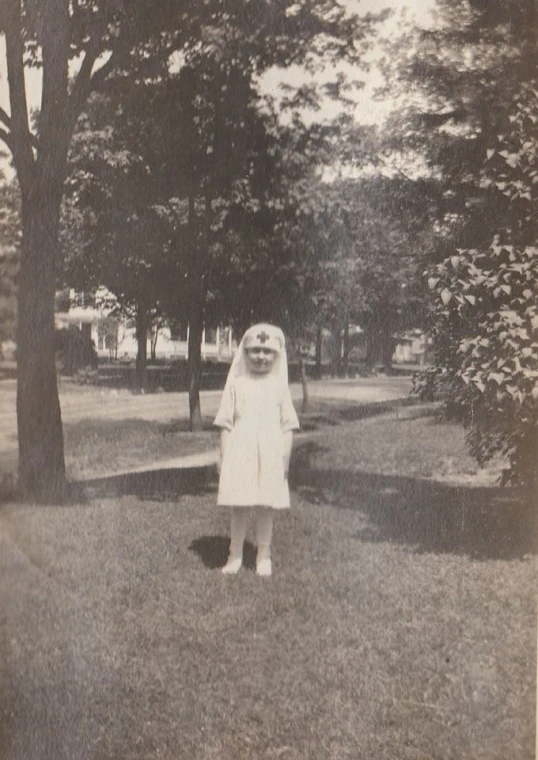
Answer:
top-left (299, 398), bottom-right (426, 432)
top-left (82, 465), bottom-right (217, 502)
top-left (291, 442), bottom-right (537, 562)
top-left (189, 535), bottom-right (257, 570)
top-left (63, 415), bottom-right (218, 440)
top-left (299, 399), bottom-right (438, 433)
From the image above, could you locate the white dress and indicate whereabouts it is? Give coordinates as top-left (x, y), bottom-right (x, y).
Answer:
top-left (214, 374), bottom-right (300, 508)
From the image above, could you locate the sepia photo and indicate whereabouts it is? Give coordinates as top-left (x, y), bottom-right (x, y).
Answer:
top-left (0, 0), bottom-right (536, 758)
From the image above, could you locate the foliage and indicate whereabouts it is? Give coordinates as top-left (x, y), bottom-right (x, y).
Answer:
top-left (55, 327), bottom-right (98, 375)
top-left (281, 173), bottom-right (440, 371)
top-left (410, 366), bottom-right (437, 402)
top-left (60, 2), bottom-right (378, 337)
top-left (378, 0), bottom-right (536, 268)
top-left (0, 179), bottom-right (20, 347)
top-left (380, 0), bottom-right (538, 489)
top-left (72, 366), bottom-right (100, 385)
top-left (429, 81), bottom-right (538, 488)
top-left (0, 0), bottom-right (381, 497)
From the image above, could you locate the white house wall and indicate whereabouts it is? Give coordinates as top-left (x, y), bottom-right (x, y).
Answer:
top-left (56, 302), bottom-right (235, 361)
top-left (94, 323), bottom-right (234, 361)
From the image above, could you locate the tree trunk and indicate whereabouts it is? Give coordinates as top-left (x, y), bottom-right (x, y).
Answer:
top-left (342, 321), bottom-right (350, 377)
top-left (380, 328), bottom-right (395, 376)
top-left (315, 324), bottom-right (322, 379)
top-left (336, 324), bottom-right (346, 377)
top-left (364, 323), bottom-right (377, 373)
top-left (187, 302), bottom-right (204, 431)
top-left (150, 323), bottom-right (159, 361)
top-left (17, 195), bottom-right (66, 502)
top-left (135, 305), bottom-right (148, 391)
top-left (187, 194), bottom-right (204, 432)
top-left (299, 356), bottom-right (309, 413)
top-left (7, 0), bottom-right (73, 502)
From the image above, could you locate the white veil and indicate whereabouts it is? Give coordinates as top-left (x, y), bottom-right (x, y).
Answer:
top-left (222, 323), bottom-right (289, 393)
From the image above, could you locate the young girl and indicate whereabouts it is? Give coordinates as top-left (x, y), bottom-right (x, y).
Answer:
top-left (214, 323), bottom-right (300, 577)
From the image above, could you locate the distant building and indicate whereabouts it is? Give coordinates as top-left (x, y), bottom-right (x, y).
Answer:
top-left (55, 289), bottom-right (432, 369)
top-left (392, 329), bottom-right (433, 366)
top-left (55, 288), bottom-right (236, 362)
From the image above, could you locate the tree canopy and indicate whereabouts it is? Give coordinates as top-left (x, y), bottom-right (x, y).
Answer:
top-left (397, 0), bottom-right (538, 490)
top-left (0, 0), bottom-right (381, 497)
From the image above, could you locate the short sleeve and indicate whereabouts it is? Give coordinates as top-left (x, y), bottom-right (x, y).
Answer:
top-left (214, 386), bottom-right (235, 431)
top-left (280, 387), bottom-right (300, 432)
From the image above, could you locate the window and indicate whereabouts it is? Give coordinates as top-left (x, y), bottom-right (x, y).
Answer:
top-left (169, 322), bottom-right (188, 342)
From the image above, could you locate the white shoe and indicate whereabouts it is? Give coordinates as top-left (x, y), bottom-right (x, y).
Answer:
top-left (221, 557), bottom-right (242, 575)
top-left (256, 558), bottom-right (272, 577)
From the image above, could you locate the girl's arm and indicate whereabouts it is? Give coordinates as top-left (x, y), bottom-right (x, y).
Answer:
top-left (219, 428), bottom-right (231, 474)
top-left (282, 430), bottom-right (293, 479)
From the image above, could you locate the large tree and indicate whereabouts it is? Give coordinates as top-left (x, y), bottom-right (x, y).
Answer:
top-left (387, 0), bottom-right (538, 490)
top-left (63, 60), bottom-right (315, 421)
top-left (275, 171), bottom-right (441, 375)
top-left (62, 98), bottom-right (188, 391)
top-left (429, 78), bottom-right (538, 493)
top-left (0, 0), bottom-right (374, 500)
top-left (0, 0), bottom-right (196, 500)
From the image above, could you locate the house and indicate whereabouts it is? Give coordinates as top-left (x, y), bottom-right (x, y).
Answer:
top-left (392, 329), bottom-right (433, 366)
top-left (55, 288), bottom-right (236, 362)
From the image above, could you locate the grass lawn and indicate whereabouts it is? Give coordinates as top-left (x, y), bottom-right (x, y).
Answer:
top-left (0, 405), bottom-right (535, 760)
top-left (63, 416), bottom-right (221, 479)
top-left (61, 398), bottom-right (408, 480)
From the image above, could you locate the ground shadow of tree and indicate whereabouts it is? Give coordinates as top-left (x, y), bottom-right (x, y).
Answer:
top-left (64, 416), bottom-right (218, 437)
top-left (82, 465), bottom-right (217, 502)
top-left (188, 535), bottom-right (257, 570)
top-left (290, 442), bottom-right (537, 561)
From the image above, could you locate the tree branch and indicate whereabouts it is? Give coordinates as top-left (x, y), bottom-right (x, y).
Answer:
top-left (0, 127), bottom-right (13, 151)
top-left (69, 40), bottom-right (101, 111)
top-left (66, 40), bottom-right (122, 133)
top-left (68, 0), bottom-right (125, 112)
top-left (68, 21), bottom-right (183, 129)
top-left (90, 33), bottom-right (184, 95)
top-left (89, 49), bottom-right (122, 91)
top-left (38, 0), bottom-right (71, 173)
top-left (3, 0), bottom-right (36, 189)
top-left (0, 106), bottom-right (12, 131)
top-left (0, 104), bottom-right (39, 151)
top-left (0, 101), bottom-right (39, 152)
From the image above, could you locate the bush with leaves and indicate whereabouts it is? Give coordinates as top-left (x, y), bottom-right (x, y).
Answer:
top-left (55, 328), bottom-right (98, 376)
top-left (430, 81), bottom-right (538, 490)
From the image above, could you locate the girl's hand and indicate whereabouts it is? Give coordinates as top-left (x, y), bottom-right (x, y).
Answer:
top-left (282, 430), bottom-right (293, 480)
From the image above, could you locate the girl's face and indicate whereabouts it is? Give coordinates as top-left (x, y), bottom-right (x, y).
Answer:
top-left (245, 346), bottom-right (277, 374)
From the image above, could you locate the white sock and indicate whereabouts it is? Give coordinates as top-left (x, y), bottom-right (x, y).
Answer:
top-left (256, 507), bottom-right (273, 576)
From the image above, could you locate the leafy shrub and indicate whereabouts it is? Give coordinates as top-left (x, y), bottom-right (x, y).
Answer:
top-left (56, 327), bottom-right (98, 375)
top-left (429, 82), bottom-right (538, 489)
top-left (410, 367), bottom-right (438, 402)
top-left (73, 367), bottom-right (100, 385)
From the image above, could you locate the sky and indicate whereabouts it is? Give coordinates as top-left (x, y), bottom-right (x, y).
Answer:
top-left (259, 0), bottom-right (435, 126)
top-left (0, 0), bottom-right (436, 177)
